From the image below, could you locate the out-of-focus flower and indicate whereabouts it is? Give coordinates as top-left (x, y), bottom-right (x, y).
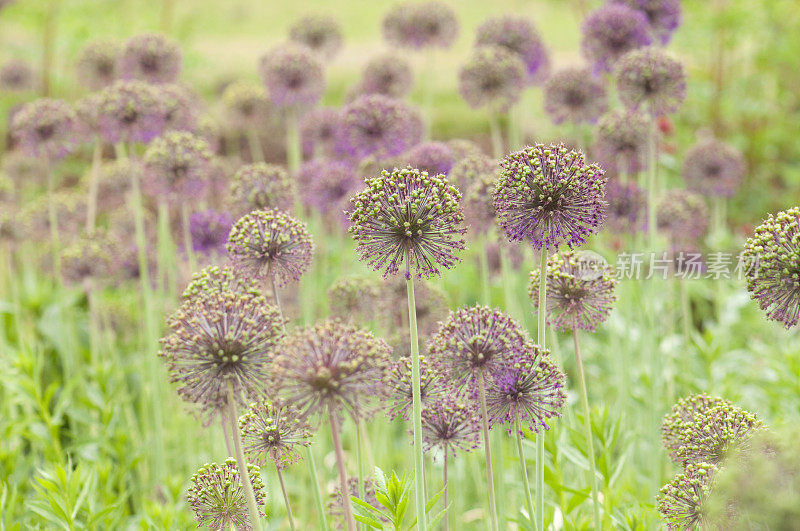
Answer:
top-left (187, 459), bottom-right (266, 530)
top-left (189, 209), bottom-right (233, 257)
top-left (239, 400), bottom-right (313, 469)
top-left (398, 141), bottom-right (455, 176)
top-left (463, 165), bottom-right (498, 234)
top-left (230, 163), bottom-right (294, 214)
top-left (118, 33), bottom-right (181, 84)
top-left (389, 355), bottom-right (446, 421)
top-left (160, 83), bottom-right (201, 133)
top-left (258, 43), bottom-right (325, 108)
top-left (458, 46), bottom-right (526, 113)
top-left (447, 139), bottom-right (484, 161)
top-left (0, 58), bottom-right (35, 91)
top-left (289, 15), bottom-right (343, 59)
top-left (610, 0), bottom-right (682, 45)
top-left (676, 404), bottom-right (763, 466)
top-left (656, 189), bottom-right (708, 245)
top-left (581, 4), bottom-right (652, 74)
top-left (421, 393), bottom-right (481, 459)
top-left (543, 67), bottom-right (607, 125)
top-left (328, 275), bottom-right (382, 325)
top-left (96, 80), bottom-right (167, 144)
top-left (657, 462), bottom-right (717, 531)
top-left (593, 109), bottom-right (651, 175)
top-left (382, 2), bottom-right (458, 50)
top-left (662, 394), bottom-right (733, 464)
top-left (616, 47), bottom-right (686, 117)
top-left (60, 232), bottom-right (113, 286)
top-left (359, 53), bottom-right (414, 99)
top-left (475, 16), bottom-right (550, 84)
top-left (337, 94), bottom-right (422, 159)
top-left (328, 477), bottom-right (382, 530)
top-left (142, 131), bottom-right (213, 203)
top-left (379, 277), bottom-right (449, 354)
top-left (682, 138), bottom-right (745, 198)
top-left (604, 179), bottom-right (647, 234)
top-left (11, 99), bottom-right (79, 161)
top-left (297, 159), bottom-right (361, 226)
top-left (76, 40), bottom-right (120, 90)
top-left (449, 153), bottom-right (496, 191)
top-left (221, 81), bottom-right (272, 132)
top-left (299, 106), bottom-right (341, 157)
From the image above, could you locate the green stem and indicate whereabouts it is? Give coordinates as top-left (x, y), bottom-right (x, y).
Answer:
top-left (329, 407), bottom-right (357, 531)
top-left (680, 278), bottom-right (691, 345)
top-left (515, 412), bottom-right (535, 524)
top-left (226, 384), bottom-right (263, 531)
top-left (181, 203), bottom-right (196, 274)
top-left (305, 446), bottom-right (329, 531)
top-left (646, 115), bottom-right (658, 252)
top-left (572, 330), bottom-right (601, 529)
top-left (356, 420), bottom-right (366, 531)
top-left (500, 246), bottom-right (515, 317)
top-left (443, 452), bottom-right (449, 531)
top-left (276, 466), bottom-right (297, 531)
top-left (247, 128), bottom-right (264, 163)
top-left (489, 113), bottom-right (503, 160)
top-left (479, 242), bottom-right (491, 306)
top-left (477, 371), bottom-right (499, 531)
top-left (286, 109), bottom-right (301, 174)
top-left (406, 268), bottom-right (427, 531)
top-left (86, 141), bottom-right (102, 234)
top-left (535, 244), bottom-right (547, 531)
top-left (507, 103), bottom-right (521, 151)
top-left (220, 410), bottom-right (233, 457)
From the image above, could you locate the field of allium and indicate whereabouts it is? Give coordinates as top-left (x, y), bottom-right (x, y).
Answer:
top-left (2, 0), bottom-right (800, 529)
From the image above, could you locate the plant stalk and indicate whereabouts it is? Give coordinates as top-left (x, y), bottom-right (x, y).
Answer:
top-left (86, 140), bottom-right (102, 233)
top-left (572, 330), bottom-right (601, 529)
top-left (489, 113), bottom-right (503, 160)
top-left (276, 466), bottom-right (297, 531)
top-left (406, 266), bottom-right (427, 531)
top-left (226, 384), bottom-right (263, 531)
top-left (535, 244), bottom-right (548, 531)
top-left (286, 109), bottom-right (301, 174)
top-left (515, 411), bottom-right (535, 525)
top-left (477, 371), bottom-right (499, 531)
top-left (329, 406), bottom-right (357, 531)
top-left (181, 203), bottom-right (196, 274)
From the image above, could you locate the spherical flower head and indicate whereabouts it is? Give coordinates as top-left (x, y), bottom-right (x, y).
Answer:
top-left (593, 109), bottom-right (650, 174)
top-left (485, 343), bottom-right (566, 432)
top-left (463, 168), bottom-right (498, 235)
top-left (258, 43), bottom-right (325, 108)
top-left (337, 94), bottom-right (422, 159)
top-left (221, 81), bottom-right (272, 132)
top-left (272, 319), bottom-right (392, 417)
top-left (657, 462), bottom-right (717, 531)
top-left (474, 16), bottom-right (550, 84)
top-left (0, 58), bottom-right (35, 91)
top-left (142, 131), bottom-right (212, 203)
top-left (181, 265), bottom-right (262, 302)
top-left (543, 67), bottom-right (608, 125)
top-left (494, 143), bottom-right (607, 250)
top-left (604, 180), bottom-right (647, 234)
top-left (300, 106), bottom-right (341, 157)
top-left (458, 46), bottom-right (526, 113)
top-left (382, 2), bottom-right (459, 50)
top-left (360, 53), bottom-right (414, 99)
top-left (400, 141), bottom-right (455, 176)
top-left (239, 400), bottom-right (313, 469)
top-left (20, 191), bottom-right (84, 244)
top-left (348, 167), bottom-right (466, 279)
top-left (76, 40), bottom-right (120, 90)
top-left (11, 99), bottom-right (79, 161)
top-left (616, 47), bottom-right (686, 117)
top-left (189, 209), bottom-right (233, 257)
top-left (581, 4), bottom-right (652, 74)
top-left (159, 288), bottom-right (284, 418)
top-left (297, 159), bottom-right (361, 225)
top-left (96, 80), bottom-right (167, 144)
top-left (60, 232), bottom-right (113, 286)
top-left (529, 249), bottom-right (617, 332)
top-left (421, 393), bottom-right (480, 460)
top-left (656, 190), bottom-right (708, 245)
top-left (428, 305), bottom-right (528, 387)
top-left (676, 404), bottom-right (763, 466)
top-left (611, 0), bottom-right (682, 45)
top-left (661, 394), bottom-right (733, 464)
top-left (742, 207), bottom-right (800, 329)
top-left (118, 33), bottom-right (181, 84)
top-left (187, 459), bottom-right (266, 530)
top-left (289, 14), bottom-right (343, 59)
top-left (449, 153), bottom-right (496, 191)
top-left (682, 138), bottom-right (746, 198)
top-left (447, 139), bottom-right (484, 161)
top-left (160, 83), bottom-right (201, 133)
top-left (328, 276), bottom-right (382, 326)
top-left (231, 163), bottom-right (294, 214)
top-left (388, 355), bottom-right (446, 421)
top-left (227, 209), bottom-right (314, 287)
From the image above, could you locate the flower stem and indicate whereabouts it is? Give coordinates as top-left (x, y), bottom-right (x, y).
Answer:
top-left (286, 108), bottom-right (301, 174)
top-left (329, 407), bottom-right (357, 531)
top-left (406, 269), bottom-right (427, 531)
top-left (572, 330), bottom-right (601, 529)
top-left (535, 244), bottom-right (547, 531)
top-left (181, 203), bottom-right (196, 274)
top-left (479, 241), bottom-right (491, 306)
top-left (45, 159), bottom-right (60, 278)
top-left (305, 446), bottom-right (329, 531)
top-left (86, 140), bottom-right (102, 234)
top-left (247, 128), bottom-right (264, 163)
top-left (443, 452), bottom-right (450, 531)
top-left (220, 410), bottom-right (233, 457)
top-left (679, 278), bottom-right (691, 345)
top-left (646, 115), bottom-right (658, 252)
top-left (356, 420), bottom-right (366, 531)
top-left (489, 113), bottom-right (503, 160)
top-left (515, 411), bottom-right (535, 524)
top-left (477, 371), bottom-right (499, 531)
top-left (276, 466), bottom-right (297, 531)
top-left (226, 383), bottom-right (262, 531)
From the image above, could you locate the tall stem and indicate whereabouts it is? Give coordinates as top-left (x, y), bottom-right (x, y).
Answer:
top-left (286, 109), bottom-right (301, 174)
top-left (406, 268), bottom-right (427, 531)
top-left (86, 141), bottom-right (102, 233)
top-left (479, 241), bottom-right (491, 306)
top-left (276, 466), bottom-right (297, 531)
top-left (535, 244), bottom-right (547, 531)
top-left (507, 104), bottom-right (521, 151)
top-left (220, 410), bottom-right (233, 457)
top-left (356, 420), bottom-right (366, 531)
top-left (489, 113), bottom-right (503, 160)
top-left (45, 159), bottom-right (60, 277)
top-left (515, 412), bottom-right (535, 524)
top-left (226, 384), bottom-right (263, 531)
top-left (679, 278), bottom-right (691, 345)
top-left (329, 407), bottom-right (357, 531)
top-left (247, 128), bottom-right (265, 163)
top-left (646, 115), bottom-right (658, 252)
top-left (181, 203), bottom-right (196, 274)
top-left (477, 371), bottom-right (499, 531)
top-left (572, 330), bottom-right (601, 529)
top-left (443, 452), bottom-right (449, 531)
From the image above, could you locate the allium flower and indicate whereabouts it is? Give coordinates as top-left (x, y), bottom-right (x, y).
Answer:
top-left (458, 46), bottom-right (526, 112)
top-left (159, 287), bottom-right (284, 416)
top-left (742, 207), bottom-right (800, 329)
top-left (657, 462), bottom-right (717, 531)
top-left (299, 106), bottom-right (341, 157)
top-left (20, 191), bottom-right (85, 243)
top-left (661, 394), bottom-right (733, 464)
top-left (421, 394), bottom-right (481, 458)
top-left (360, 53), bottom-right (414, 99)
top-left (379, 277), bottom-right (449, 353)
top-left (239, 400), bottom-right (313, 468)
top-left (221, 82), bottom-right (272, 132)
top-left (160, 83), bottom-right (201, 133)
top-left (604, 180), bottom-right (647, 234)
top-left (485, 344), bottom-right (566, 432)
top-left (75, 40), bottom-right (120, 90)
top-left (1, 151), bottom-right (47, 188)
top-left (94, 159), bottom-right (136, 214)
top-left (494, 143), bottom-right (607, 250)
top-left (543, 67), bottom-right (608, 125)
top-left (382, 2), bottom-right (459, 50)
top-left (388, 355), bottom-right (446, 420)
top-left (682, 138), bottom-right (746, 198)
top-left (180, 265), bottom-right (261, 302)
top-left (474, 16), bottom-right (550, 84)
top-left (581, 4), bottom-right (652, 74)
top-left (485, 240), bottom-right (525, 276)
top-left (187, 459), bottom-right (266, 530)
top-left (449, 153), bottom-right (496, 190)
top-left (328, 276), bottom-right (382, 325)
top-left (676, 404), bottom-right (763, 466)
top-left (11, 99), bottom-right (78, 161)
top-left (272, 320), bottom-right (392, 417)
top-left (656, 190), bottom-right (708, 244)
top-left (337, 94), bottom-right (422, 159)
top-left (297, 159), bottom-right (361, 224)
top-left (611, 0), bottom-right (682, 45)
top-left (118, 33), bottom-right (181, 84)
top-left (463, 168), bottom-right (498, 234)
top-left (399, 141), bottom-right (455, 176)
top-left (227, 209), bottom-right (315, 287)
top-left (428, 305), bottom-right (527, 387)
top-left (289, 15), bottom-right (343, 59)
top-left (447, 139), bottom-right (484, 161)
top-left (348, 167), bottom-right (466, 279)
top-left (96, 80), bottom-right (166, 144)
top-left (593, 109), bottom-right (650, 174)
top-left (231, 163), bottom-right (294, 214)
top-left (60, 233), bottom-right (113, 286)
top-left (258, 43), bottom-right (325, 108)
top-left (0, 58), bottom-right (35, 91)
top-left (189, 209), bottom-right (233, 256)
top-left (142, 131), bottom-right (212, 202)
top-left (616, 47), bottom-right (686, 117)
top-left (529, 249), bottom-right (617, 332)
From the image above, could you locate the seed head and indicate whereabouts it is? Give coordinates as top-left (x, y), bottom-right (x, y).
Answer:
top-left (230, 163), bottom-right (294, 214)
top-left (676, 404), bottom-right (763, 466)
top-left (657, 462), bottom-right (717, 531)
top-left (662, 394), bottom-right (733, 464)
top-left (96, 80), bottom-right (167, 144)
top-left (118, 33), bottom-right (181, 84)
top-left (581, 4), bottom-right (652, 74)
top-left (142, 131), bottom-right (213, 203)
top-left (289, 15), bottom-right (343, 59)
top-left (458, 46), bottom-right (526, 113)
top-left (399, 141), bottom-right (455, 177)
top-left (682, 138), bottom-right (745, 198)
top-left (543, 67), bottom-right (608, 125)
top-left (475, 16), bottom-right (550, 84)
top-left (187, 459), bottom-right (266, 530)
top-left (11, 99), bottom-right (79, 161)
top-left (258, 43), bottom-right (325, 108)
top-left (616, 47), bottom-right (686, 117)
top-left (239, 400), bottom-right (313, 469)
top-left (328, 276), bottom-right (382, 326)
top-left (180, 265), bottom-right (261, 302)
top-left (337, 94), bottom-right (422, 159)
top-left (388, 355), bottom-right (447, 421)
top-left (382, 2), bottom-right (459, 50)
top-left (421, 393), bottom-right (481, 460)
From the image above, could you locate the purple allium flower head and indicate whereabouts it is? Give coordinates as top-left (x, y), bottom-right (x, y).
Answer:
top-left (676, 404), bottom-right (763, 466)
top-left (682, 138), bottom-right (746, 198)
top-left (463, 165), bottom-right (498, 235)
top-left (428, 305), bottom-right (527, 387)
top-left (11, 99), bottom-right (79, 161)
top-left (742, 207), bottom-right (800, 329)
top-left (239, 400), bottom-right (313, 469)
top-left (299, 106), bottom-right (341, 157)
top-left (360, 53), bottom-right (414, 99)
top-left (657, 462), bottom-right (717, 531)
top-left (189, 209), bottom-right (233, 256)
top-left (297, 158), bottom-right (361, 223)
top-left (159, 286), bottom-right (284, 418)
top-left (616, 47), bottom-right (686, 117)
top-left (485, 343), bottom-right (566, 432)
top-left (421, 393), bottom-right (481, 459)
top-left (348, 166), bottom-right (466, 279)
top-left (494, 143), bottom-right (607, 250)
top-left (529, 249), bottom-right (617, 332)
top-left (272, 319), bottom-right (392, 417)
top-left (180, 265), bottom-right (261, 302)
top-left (662, 394), bottom-right (734, 465)
top-left (475, 15), bottom-right (550, 84)
top-left (289, 15), bottom-right (343, 59)
top-left (458, 46), bottom-right (526, 113)
top-left (60, 232), bottom-right (113, 286)
top-left (593, 109), bottom-right (650, 174)
top-left (447, 138), bottom-right (484, 161)
top-left (221, 81), bottom-right (272, 132)
top-left (399, 141), bottom-right (455, 176)
top-left (187, 459), bottom-right (266, 531)
top-left (656, 190), bottom-right (709, 244)
top-left (75, 40), bottom-right (120, 90)
top-left (1, 151), bottom-right (47, 188)
top-left (449, 153), bottom-right (496, 191)
top-left (142, 131), bottom-right (213, 203)
top-left (96, 80), bottom-right (167, 144)
top-left (160, 83), bottom-right (201, 133)
top-left (231, 163), bottom-right (294, 214)
top-left (581, 4), bottom-right (652, 74)
top-left (0, 58), bottom-right (35, 91)
top-left (20, 191), bottom-right (85, 244)
top-left (227, 209), bottom-right (315, 287)
top-left (337, 94), bottom-right (422, 159)
top-left (328, 275), bottom-right (382, 325)
top-left (389, 355), bottom-right (446, 421)
top-left (604, 179), bottom-right (647, 234)
top-left (258, 43), bottom-right (325, 108)
top-left (382, 2), bottom-right (459, 50)
top-left (118, 33), bottom-right (181, 84)
top-left (543, 67), bottom-right (608, 125)
top-left (611, 0), bottom-right (682, 45)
